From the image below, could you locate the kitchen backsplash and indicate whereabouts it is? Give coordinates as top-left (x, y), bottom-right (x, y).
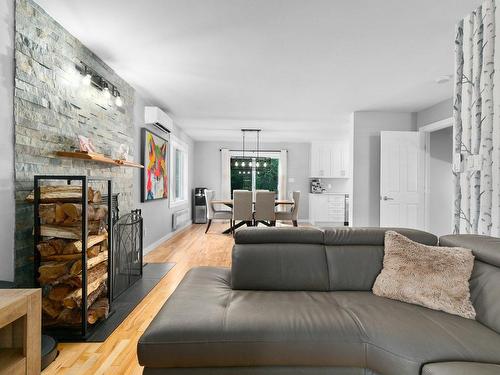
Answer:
top-left (312, 178), bottom-right (350, 193)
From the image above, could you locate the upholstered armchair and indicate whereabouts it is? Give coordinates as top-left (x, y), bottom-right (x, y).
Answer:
top-left (275, 191), bottom-right (300, 226)
top-left (204, 189), bottom-right (232, 233)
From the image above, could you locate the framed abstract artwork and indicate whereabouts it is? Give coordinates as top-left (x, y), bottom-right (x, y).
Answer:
top-left (141, 128), bottom-right (169, 202)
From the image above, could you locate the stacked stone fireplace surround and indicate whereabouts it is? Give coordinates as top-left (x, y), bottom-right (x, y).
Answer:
top-left (14, 0), bottom-right (135, 286)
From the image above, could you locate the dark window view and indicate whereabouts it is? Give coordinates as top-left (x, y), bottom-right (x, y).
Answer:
top-left (255, 158), bottom-right (279, 192)
top-left (230, 157), bottom-right (279, 197)
top-left (231, 157), bottom-right (253, 192)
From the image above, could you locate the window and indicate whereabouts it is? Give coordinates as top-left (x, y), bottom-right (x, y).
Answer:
top-left (170, 136), bottom-right (188, 207)
top-left (230, 153), bottom-right (280, 197)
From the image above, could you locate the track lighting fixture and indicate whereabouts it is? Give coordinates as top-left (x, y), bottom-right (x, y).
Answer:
top-left (76, 61), bottom-right (122, 107)
top-left (103, 86), bottom-right (111, 99)
top-left (82, 73), bottom-right (91, 86)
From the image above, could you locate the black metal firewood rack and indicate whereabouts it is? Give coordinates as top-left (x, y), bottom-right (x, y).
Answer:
top-left (33, 175), bottom-right (113, 340)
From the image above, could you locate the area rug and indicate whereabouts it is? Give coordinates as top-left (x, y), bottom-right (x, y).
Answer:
top-left (85, 262), bottom-right (175, 342)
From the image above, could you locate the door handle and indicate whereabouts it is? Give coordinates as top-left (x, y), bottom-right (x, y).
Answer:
top-left (382, 196), bottom-right (394, 201)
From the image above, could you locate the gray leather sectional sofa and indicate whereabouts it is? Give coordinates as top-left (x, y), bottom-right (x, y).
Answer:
top-left (138, 227), bottom-right (500, 375)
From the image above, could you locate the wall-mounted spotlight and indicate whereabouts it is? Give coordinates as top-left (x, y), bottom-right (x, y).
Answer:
top-left (112, 87), bottom-right (123, 107)
top-left (102, 82), bottom-right (111, 99)
top-left (82, 67), bottom-right (92, 86)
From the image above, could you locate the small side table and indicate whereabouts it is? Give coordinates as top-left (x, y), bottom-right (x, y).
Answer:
top-left (0, 289), bottom-right (41, 375)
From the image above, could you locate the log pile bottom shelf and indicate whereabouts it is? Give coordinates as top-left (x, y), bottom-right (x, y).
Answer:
top-left (31, 182), bottom-right (111, 331)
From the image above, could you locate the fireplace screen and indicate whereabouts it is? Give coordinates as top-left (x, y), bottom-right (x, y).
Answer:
top-left (112, 209), bottom-right (143, 300)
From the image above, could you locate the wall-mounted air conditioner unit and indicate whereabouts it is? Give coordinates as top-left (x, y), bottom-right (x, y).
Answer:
top-left (144, 106), bottom-right (173, 134)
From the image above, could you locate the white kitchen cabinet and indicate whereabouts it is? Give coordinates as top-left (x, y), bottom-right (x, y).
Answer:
top-left (309, 193), bottom-right (348, 225)
top-left (310, 141), bottom-right (350, 178)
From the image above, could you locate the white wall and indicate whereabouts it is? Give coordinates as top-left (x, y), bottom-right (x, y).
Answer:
top-left (352, 111), bottom-right (417, 227)
top-left (193, 141), bottom-right (310, 220)
top-left (0, 0), bottom-right (15, 282)
top-left (417, 98), bottom-right (452, 129)
top-left (133, 93), bottom-right (194, 252)
top-left (428, 127), bottom-right (453, 236)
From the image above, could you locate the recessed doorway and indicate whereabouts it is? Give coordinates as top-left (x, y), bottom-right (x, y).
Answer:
top-left (420, 118), bottom-right (454, 237)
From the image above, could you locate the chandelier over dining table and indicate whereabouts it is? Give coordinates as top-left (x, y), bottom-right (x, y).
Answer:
top-left (232, 129), bottom-right (271, 174)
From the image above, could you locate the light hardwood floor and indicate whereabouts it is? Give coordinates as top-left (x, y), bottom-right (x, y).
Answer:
top-left (42, 222), bottom-right (234, 375)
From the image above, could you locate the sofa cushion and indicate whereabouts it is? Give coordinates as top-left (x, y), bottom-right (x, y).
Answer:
top-left (232, 243), bottom-right (329, 291)
top-left (138, 267), bottom-right (365, 368)
top-left (323, 228), bottom-right (437, 291)
top-left (422, 362), bottom-right (500, 375)
top-left (139, 267), bottom-right (500, 374)
top-left (373, 231), bottom-right (476, 319)
top-left (325, 245), bottom-right (384, 291)
top-left (232, 227), bottom-right (439, 292)
top-left (323, 227), bottom-right (438, 246)
top-left (334, 292), bottom-right (500, 375)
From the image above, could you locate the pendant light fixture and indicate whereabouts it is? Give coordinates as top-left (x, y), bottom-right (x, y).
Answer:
top-left (233, 129), bottom-right (268, 172)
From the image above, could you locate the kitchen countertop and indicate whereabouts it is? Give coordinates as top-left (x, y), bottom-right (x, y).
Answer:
top-left (309, 192), bottom-right (349, 195)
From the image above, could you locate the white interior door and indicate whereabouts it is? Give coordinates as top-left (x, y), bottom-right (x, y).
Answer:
top-left (380, 131), bottom-right (424, 229)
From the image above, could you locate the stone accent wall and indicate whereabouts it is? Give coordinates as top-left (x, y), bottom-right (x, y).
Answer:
top-left (14, 0), bottom-right (135, 285)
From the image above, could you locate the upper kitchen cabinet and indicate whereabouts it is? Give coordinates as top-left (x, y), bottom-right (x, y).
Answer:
top-left (310, 141), bottom-right (350, 178)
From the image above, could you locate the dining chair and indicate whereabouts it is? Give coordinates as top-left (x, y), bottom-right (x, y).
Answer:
top-left (232, 190), bottom-right (253, 235)
top-left (253, 189), bottom-right (268, 201)
top-left (254, 191), bottom-right (276, 226)
top-left (275, 191), bottom-right (300, 226)
top-left (204, 189), bottom-right (232, 233)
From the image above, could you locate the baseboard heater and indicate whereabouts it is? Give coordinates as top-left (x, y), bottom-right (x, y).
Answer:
top-left (172, 208), bottom-right (190, 231)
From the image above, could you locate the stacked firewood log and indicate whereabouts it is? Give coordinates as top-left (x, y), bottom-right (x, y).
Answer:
top-left (28, 185), bottom-right (110, 327)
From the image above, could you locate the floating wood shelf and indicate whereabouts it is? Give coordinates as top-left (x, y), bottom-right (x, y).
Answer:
top-left (55, 151), bottom-right (144, 168)
top-left (114, 159), bottom-right (144, 168)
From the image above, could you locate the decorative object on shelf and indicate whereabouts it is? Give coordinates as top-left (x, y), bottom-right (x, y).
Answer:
top-left (116, 144), bottom-right (130, 161)
top-left (141, 128), bottom-right (169, 202)
top-left (77, 135), bottom-right (96, 153)
top-left (30, 176), bottom-right (113, 340)
top-left (76, 61), bottom-right (123, 107)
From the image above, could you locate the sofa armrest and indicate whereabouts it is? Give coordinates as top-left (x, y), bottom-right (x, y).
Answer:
top-left (422, 362), bottom-right (500, 375)
top-left (231, 228), bottom-right (329, 291)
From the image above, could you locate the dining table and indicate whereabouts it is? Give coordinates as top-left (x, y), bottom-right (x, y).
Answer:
top-left (211, 199), bottom-right (294, 234)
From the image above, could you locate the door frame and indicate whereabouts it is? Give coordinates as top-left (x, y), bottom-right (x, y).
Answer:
top-left (418, 117), bottom-right (453, 232)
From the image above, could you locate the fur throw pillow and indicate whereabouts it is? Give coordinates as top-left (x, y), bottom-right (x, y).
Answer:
top-left (373, 231), bottom-right (476, 319)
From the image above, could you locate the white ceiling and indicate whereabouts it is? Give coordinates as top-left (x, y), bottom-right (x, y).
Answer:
top-left (35, 0), bottom-right (480, 142)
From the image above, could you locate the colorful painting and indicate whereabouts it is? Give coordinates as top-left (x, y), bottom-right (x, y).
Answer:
top-left (141, 128), bottom-right (168, 201)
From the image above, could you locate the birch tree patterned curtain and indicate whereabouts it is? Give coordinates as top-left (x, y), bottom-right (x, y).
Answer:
top-left (453, 0), bottom-right (500, 236)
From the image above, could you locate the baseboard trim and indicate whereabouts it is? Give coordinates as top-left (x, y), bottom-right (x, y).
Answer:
top-left (143, 220), bottom-right (193, 255)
